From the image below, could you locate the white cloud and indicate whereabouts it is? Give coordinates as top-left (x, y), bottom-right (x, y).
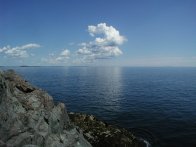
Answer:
top-left (77, 23), bottom-right (126, 62)
top-left (42, 49), bottom-right (70, 64)
top-left (0, 43), bottom-right (40, 58)
top-left (88, 23), bottom-right (126, 45)
top-left (60, 49), bottom-right (70, 57)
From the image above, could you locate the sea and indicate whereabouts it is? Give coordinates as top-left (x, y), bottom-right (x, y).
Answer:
top-left (1, 66), bottom-right (196, 147)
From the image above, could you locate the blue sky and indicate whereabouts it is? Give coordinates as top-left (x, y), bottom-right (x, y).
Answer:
top-left (0, 0), bottom-right (195, 66)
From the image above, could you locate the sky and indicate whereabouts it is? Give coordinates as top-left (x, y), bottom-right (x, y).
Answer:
top-left (0, 0), bottom-right (196, 66)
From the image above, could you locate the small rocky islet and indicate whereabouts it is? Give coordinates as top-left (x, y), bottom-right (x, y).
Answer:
top-left (0, 70), bottom-right (147, 147)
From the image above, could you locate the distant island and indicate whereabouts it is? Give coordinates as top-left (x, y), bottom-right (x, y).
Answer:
top-left (20, 65), bottom-right (41, 67)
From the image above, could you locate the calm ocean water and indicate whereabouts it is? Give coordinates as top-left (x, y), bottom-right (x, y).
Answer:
top-left (1, 67), bottom-right (196, 147)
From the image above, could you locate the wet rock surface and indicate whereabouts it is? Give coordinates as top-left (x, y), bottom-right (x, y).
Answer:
top-left (0, 70), bottom-right (91, 147)
top-left (69, 112), bottom-right (147, 147)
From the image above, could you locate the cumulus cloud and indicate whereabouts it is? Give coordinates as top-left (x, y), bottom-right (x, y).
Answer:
top-left (77, 23), bottom-right (126, 62)
top-left (60, 49), bottom-right (70, 57)
top-left (0, 43), bottom-right (40, 58)
top-left (42, 49), bottom-right (70, 64)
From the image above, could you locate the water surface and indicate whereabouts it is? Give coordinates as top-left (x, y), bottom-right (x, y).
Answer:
top-left (2, 67), bottom-right (196, 147)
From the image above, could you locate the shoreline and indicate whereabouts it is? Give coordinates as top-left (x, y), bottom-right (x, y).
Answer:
top-left (0, 69), bottom-right (147, 147)
top-left (68, 112), bottom-right (148, 147)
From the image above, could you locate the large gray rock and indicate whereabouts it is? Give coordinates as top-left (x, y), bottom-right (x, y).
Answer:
top-left (0, 70), bottom-right (92, 147)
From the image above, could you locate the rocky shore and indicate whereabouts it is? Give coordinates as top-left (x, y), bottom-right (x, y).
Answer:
top-left (0, 70), bottom-right (146, 147)
top-left (0, 70), bottom-right (91, 147)
top-left (69, 112), bottom-right (146, 147)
